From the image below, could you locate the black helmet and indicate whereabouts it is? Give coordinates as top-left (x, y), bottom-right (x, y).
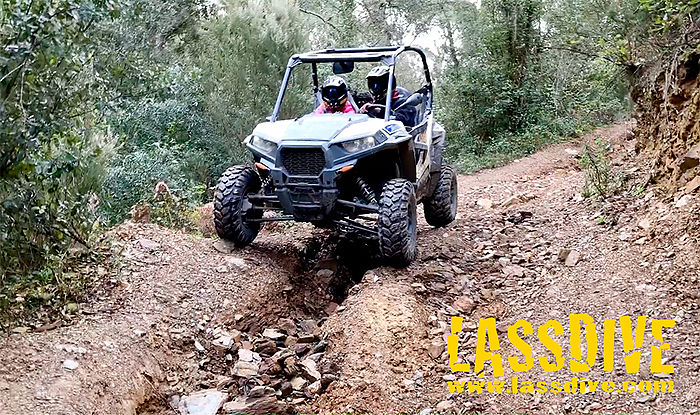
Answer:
top-left (366, 65), bottom-right (395, 101)
top-left (321, 76), bottom-right (349, 111)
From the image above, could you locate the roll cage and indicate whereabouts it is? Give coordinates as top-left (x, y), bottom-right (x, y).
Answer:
top-left (270, 45), bottom-right (434, 123)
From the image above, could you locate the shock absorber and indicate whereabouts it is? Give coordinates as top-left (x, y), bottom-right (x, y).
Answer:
top-left (356, 177), bottom-right (377, 204)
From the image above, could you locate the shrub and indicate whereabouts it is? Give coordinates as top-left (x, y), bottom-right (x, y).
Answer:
top-left (579, 138), bottom-right (625, 199)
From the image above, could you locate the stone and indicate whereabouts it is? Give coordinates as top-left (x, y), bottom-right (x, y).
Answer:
top-left (216, 265), bottom-right (228, 274)
top-left (503, 264), bottom-right (525, 277)
top-left (259, 358), bottom-right (282, 375)
top-left (249, 386), bottom-right (275, 398)
top-left (564, 250), bottom-right (581, 267)
top-left (262, 328), bottom-right (285, 340)
top-left (213, 240), bottom-right (235, 254)
top-left (427, 342), bottom-right (444, 359)
top-left (223, 395), bottom-right (283, 415)
top-left (179, 390), bottom-right (227, 415)
top-left (477, 198), bottom-right (493, 210)
top-left (62, 359), bottom-right (79, 370)
top-left (419, 408), bottom-right (433, 415)
top-left (238, 348), bottom-right (260, 362)
top-left (436, 400), bottom-right (455, 411)
top-left (453, 296), bottom-right (475, 313)
top-left (136, 238), bottom-right (159, 251)
top-left (194, 340), bottom-right (206, 352)
top-left (254, 339), bottom-right (277, 356)
top-left (680, 144), bottom-right (700, 171)
top-left (686, 176), bottom-right (700, 194)
top-left (233, 361), bottom-right (259, 378)
top-left (213, 334), bottom-right (233, 349)
top-left (298, 319), bottom-right (318, 335)
top-left (307, 380), bottom-right (322, 395)
top-left (226, 257), bottom-right (248, 269)
top-left (300, 359), bottom-right (322, 380)
top-left (279, 381), bottom-right (293, 397)
top-left (316, 269), bottom-right (334, 278)
top-left (290, 376), bottom-right (308, 391)
top-left (676, 194), bottom-right (693, 208)
top-left (638, 218), bottom-right (652, 230)
top-left (278, 318), bottom-right (297, 335)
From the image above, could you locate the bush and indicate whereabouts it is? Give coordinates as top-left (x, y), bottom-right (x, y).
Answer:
top-left (579, 138), bottom-right (625, 199)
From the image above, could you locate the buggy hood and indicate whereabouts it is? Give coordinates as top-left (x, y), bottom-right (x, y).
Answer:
top-left (252, 114), bottom-right (387, 144)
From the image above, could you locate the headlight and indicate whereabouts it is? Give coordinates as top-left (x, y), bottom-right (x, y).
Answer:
top-left (341, 136), bottom-right (375, 153)
top-left (250, 135), bottom-right (277, 155)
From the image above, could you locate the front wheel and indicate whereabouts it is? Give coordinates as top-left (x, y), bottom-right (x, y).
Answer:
top-left (213, 166), bottom-right (262, 247)
top-left (378, 179), bottom-right (418, 267)
top-left (424, 164), bottom-right (458, 227)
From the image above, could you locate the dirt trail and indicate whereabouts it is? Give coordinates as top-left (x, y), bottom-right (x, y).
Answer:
top-left (1, 123), bottom-right (698, 415)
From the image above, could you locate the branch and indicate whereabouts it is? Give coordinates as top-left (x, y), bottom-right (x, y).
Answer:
top-left (299, 8), bottom-right (340, 32)
top-left (543, 45), bottom-right (625, 67)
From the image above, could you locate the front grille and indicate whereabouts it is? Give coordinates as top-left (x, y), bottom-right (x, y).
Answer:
top-left (281, 148), bottom-right (326, 176)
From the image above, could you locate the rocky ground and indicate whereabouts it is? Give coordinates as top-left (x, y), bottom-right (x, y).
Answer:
top-left (0, 123), bottom-right (699, 415)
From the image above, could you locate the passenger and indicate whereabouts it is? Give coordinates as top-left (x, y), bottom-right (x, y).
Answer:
top-left (359, 66), bottom-right (417, 127)
top-left (313, 76), bottom-right (356, 114)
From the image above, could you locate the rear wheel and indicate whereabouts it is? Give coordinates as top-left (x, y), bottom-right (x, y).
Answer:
top-left (378, 179), bottom-right (418, 267)
top-left (424, 164), bottom-right (458, 227)
top-left (213, 166), bottom-right (262, 247)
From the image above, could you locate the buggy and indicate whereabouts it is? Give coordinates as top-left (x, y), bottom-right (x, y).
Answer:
top-left (213, 46), bottom-right (458, 266)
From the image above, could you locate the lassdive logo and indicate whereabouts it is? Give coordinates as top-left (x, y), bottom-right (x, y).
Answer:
top-left (446, 314), bottom-right (675, 394)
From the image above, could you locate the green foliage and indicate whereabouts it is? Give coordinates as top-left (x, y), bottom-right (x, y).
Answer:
top-left (579, 138), bottom-right (625, 199)
top-left (640, 0), bottom-right (700, 32)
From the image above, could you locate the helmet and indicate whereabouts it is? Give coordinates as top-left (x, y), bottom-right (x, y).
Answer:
top-left (366, 65), bottom-right (395, 101)
top-left (321, 76), bottom-right (349, 111)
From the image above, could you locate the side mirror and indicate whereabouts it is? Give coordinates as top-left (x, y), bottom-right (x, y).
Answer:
top-left (332, 61), bottom-right (355, 74)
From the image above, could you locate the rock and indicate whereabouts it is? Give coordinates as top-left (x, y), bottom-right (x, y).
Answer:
top-left (676, 194), bottom-right (693, 208)
top-left (213, 240), bottom-right (236, 254)
top-left (213, 334), bottom-right (233, 349)
top-left (194, 340), bottom-right (206, 352)
top-left (680, 144), bottom-right (700, 171)
top-left (686, 176), bottom-right (700, 194)
top-left (324, 302), bottom-right (339, 314)
top-left (238, 348), bottom-right (260, 362)
top-left (233, 361), bottom-right (259, 378)
top-left (477, 198), bottom-right (493, 210)
top-left (297, 333), bottom-right (316, 343)
top-left (223, 395), bottom-right (283, 415)
top-left (279, 381), bottom-right (293, 397)
top-left (638, 218), bottom-right (652, 230)
top-left (262, 328), bottom-right (285, 340)
top-left (11, 326), bottom-right (30, 334)
top-left (278, 318), bottom-right (297, 335)
top-left (500, 195), bottom-right (521, 208)
top-left (62, 359), bottom-right (79, 370)
top-left (216, 265), bottom-right (228, 273)
top-left (259, 358), bottom-right (282, 375)
top-left (436, 400), bottom-right (455, 411)
top-left (565, 148), bottom-right (580, 156)
top-left (290, 376), bottom-right (308, 391)
top-left (419, 407), bottom-right (433, 415)
top-left (503, 264), bottom-right (525, 277)
top-left (427, 342), bottom-right (444, 359)
top-left (179, 390), bottom-right (227, 415)
top-left (452, 296), bottom-right (475, 314)
top-left (249, 386), bottom-right (275, 398)
top-left (298, 319), bottom-right (318, 335)
top-left (564, 250), bottom-right (581, 267)
top-left (65, 303), bottom-right (79, 313)
top-left (558, 249), bottom-right (580, 266)
top-left (254, 339), bottom-right (277, 356)
top-left (587, 402), bottom-right (602, 411)
top-left (300, 359), bottom-right (322, 380)
top-left (136, 238), bottom-right (159, 251)
top-left (316, 269), bottom-right (334, 278)
top-left (321, 373), bottom-right (338, 389)
top-left (226, 257), bottom-right (248, 269)
top-left (307, 380), bottom-right (322, 395)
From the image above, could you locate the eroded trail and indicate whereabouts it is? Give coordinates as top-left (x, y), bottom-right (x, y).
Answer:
top-left (1, 123), bottom-right (698, 415)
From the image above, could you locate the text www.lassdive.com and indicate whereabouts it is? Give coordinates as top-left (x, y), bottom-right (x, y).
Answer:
top-left (448, 377), bottom-right (674, 394)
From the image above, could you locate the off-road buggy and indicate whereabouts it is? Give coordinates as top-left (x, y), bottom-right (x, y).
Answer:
top-left (213, 46), bottom-right (457, 266)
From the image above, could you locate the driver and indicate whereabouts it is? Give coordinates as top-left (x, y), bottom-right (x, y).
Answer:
top-left (313, 76), bottom-right (356, 114)
top-left (359, 66), bottom-right (417, 127)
